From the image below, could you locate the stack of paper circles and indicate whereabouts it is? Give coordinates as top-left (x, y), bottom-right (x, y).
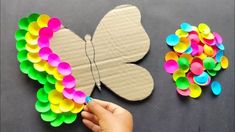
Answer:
top-left (164, 22), bottom-right (229, 98)
top-left (15, 13), bottom-right (87, 127)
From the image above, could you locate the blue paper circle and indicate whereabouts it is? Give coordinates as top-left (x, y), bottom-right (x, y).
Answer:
top-left (216, 43), bottom-right (225, 50)
top-left (166, 34), bottom-right (180, 46)
top-left (194, 72), bottom-right (209, 84)
top-left (211, 81), bottom-right (222, 96)
top-left (215, 50), bottom-right (224, 62)
top-left (185, 46), bottom-right (193, 54)
top-left (180, 22), bottom-right (193, 32)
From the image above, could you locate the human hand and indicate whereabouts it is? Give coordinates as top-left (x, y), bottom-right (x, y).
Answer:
top-left (81, 98), bottom-right (133, 132)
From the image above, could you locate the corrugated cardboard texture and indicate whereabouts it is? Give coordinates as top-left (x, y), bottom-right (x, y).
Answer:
top-left (50, 4), bottom-right (154, 101)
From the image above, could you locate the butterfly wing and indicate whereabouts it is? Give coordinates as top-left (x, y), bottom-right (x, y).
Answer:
top-left (50, 27), bottom-right (95, 95)
top-left (92, 5), bottom-right (154, 101)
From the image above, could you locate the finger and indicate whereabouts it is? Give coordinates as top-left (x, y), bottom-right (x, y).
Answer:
top-left (81, 111), bottom-right (99, 124)
top-left (93, 99), bottom-right (125, 114)
top-left (86, 100), bottom-right (111, 120)
top-left (82, 119), bottom-right (101, 132)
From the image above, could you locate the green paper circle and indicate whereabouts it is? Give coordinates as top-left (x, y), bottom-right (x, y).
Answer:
top-left (47, 75), bottom-right (56, 84)
top-left (17, 50), bottom-right (28, 62)
top-left (18, 17), bottom-right (29, 30)
top-left (177, 57), bottom-right (189, 70)
top-left (20, 60), bottom-right (33, 74)
top-left (28, 13), bottom-right (40, 22)
top-left (50, 114), bottom-right (65, 127)
top-left (63, 113), bottom-right (77, 124)
top-left (213, 63), bottom-right (221, 71)
top-left (207, 70), bottom-right (217, 77)
top-left (41, 110), bottom-right (58, 122)
top-left (37, 72), bottom-right (48, 84)
top-left (15, 29), bottom-right (27, 41)
top-left (37, 88), bottom-right (49, 103)
top-left (203, 57), bottom-right (216, 70)
top-left (176, 77), bottom-right (190, 90)
top-left (44, 82), bottom-right (55, 94)
top-left (16, 40), bottom-right (26, 51)
top-left (35, 101), bottom-right (50, 113)
top-left (28, 68), bottom-right (39, 80)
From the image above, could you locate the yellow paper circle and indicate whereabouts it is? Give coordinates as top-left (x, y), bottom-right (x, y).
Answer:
top-left (196, 53), bottom-right (207, 61)
top-left (173, 69), bottom-right (185, 81)
top-left (25, 32), bottom-right (38, 45)
top-left (50, 104), bottom-right (62, 114)
top-left (55, 81), bottom-right (64, 93)
top-left (71, 103), bottom-right (84, 114)
top-left (59, 99), bottom-right (75, 112)
top-left (45, 63), bottom-right (56, 75)
top-left (173, 37), bottom-right (190, 53)
top-left (34, 60), bottom-right (46, 72)
top-left (204, 45), bottom-right (214, 57)
top-left (48, 90), bottom-right (63, 105)
top-left (180, 53), bottom-right (193, 63)
top-left (53, 69), bottom-right (64, 81)
top-left (165, 51), bottom-right (178, 61)
top-left (189, 83), bottom-right (202, 98)
top-left (175, 29), bottom-right (188, 38)
top-left (37, 14), bottom-right (51, 28)
top-left (221, 56), bottom-right (229, 69)
top-left (201, 32), bottom-right (214, 40)
top-left (28, 22), bottom-right (40, 36)
top-left (27, 52), bottom-right (41, 63)
top-left (26, 43), bottom-right (40, 53)
top-left (198, 23), bottom-right (211, 35)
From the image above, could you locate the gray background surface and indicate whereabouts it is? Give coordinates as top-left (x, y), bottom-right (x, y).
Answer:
top-left (1, 0), bottom-right (234, 132)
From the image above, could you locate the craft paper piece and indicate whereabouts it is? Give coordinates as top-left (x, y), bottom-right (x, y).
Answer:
top-left (164, 22), bottom-right (229, 98)
top-left (15, 4), bottom-right (154, 127)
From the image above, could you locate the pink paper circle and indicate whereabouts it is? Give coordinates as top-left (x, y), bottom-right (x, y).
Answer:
top-left (176, 87), bottom-right (190, 96)
top-left (62, 88), bottom-right (75, 99)
top-left (190, 61), bottom-right (203, 75)
top-left (191, 40), bottom-right (199, 56)
top-left (197, 43), bottom-right (204, 55)
top-left (186, 72), bottom-right (195, 84)
top-left (39, 27), bottom-right (53, 39)
top-left (164, 60), bottom-right (179, 74)
top-left (62, 75), bottom-right (76, 88)
top-left (188, 33), bottom-right (200, 43)
top-left (48, 17), bottom-right (61, 32)
top-left (212, 46), bottom-right (218, 57)
top-left (213, 32), bottom-right (223, 44)
top-left (203, 38), bottom-right (216, 46)
top-left (58, 62), bottom-right (72, 76)
top-left (48, 53), bottom-right (61, 67)
top-left (38, 37), bottom-right (50, 48)
top-left (73, 90), bottom-right (86, 104)
top-left (39, 47), bottom-right (52, 60)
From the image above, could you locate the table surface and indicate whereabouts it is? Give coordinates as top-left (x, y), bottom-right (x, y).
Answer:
top-left (1, 0), bottom-right (234, 132)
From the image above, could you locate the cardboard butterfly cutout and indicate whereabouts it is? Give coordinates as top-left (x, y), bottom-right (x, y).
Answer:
top-left (15, 4), bottom-right (154, 127)
top-left (51, 4), bottom-right (154, 101)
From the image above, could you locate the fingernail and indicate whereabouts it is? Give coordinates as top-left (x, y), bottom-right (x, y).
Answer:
top-left (85, 96), bottom-right (92, 103)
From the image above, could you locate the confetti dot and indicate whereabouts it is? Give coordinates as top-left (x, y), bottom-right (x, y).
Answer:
top-left (35, 101), bottom-right (50, 113)
top-left (189, 84), bottom-right (202, 98)
top-left (48, 90), bottom-right (63, 105)
top-left (165, 51), bottom-right (178, 61)
top-left (37, 14), bottom-right (51, 28)
top-left (176, 87), bottom-right (190, 96)
top-left (164, 60), bottom-right (179, 74)
top-left (59, 99), bottom-right (75, 112)
top-left (58, 62), bottom-right (72, 76)
top-left (48, 17), bottom-right (62, 32)
top-left (166, 34), bottom-right (179, 46)
top-left (220, 56), bottom-right (229, 69)
top-left (211, 81), bottom-right (222, 96)
top-left (173, 69), bottom-right (185, 81)
top-left (63, 113), bottom-right (77, 124)
top-left (40, 110), bottom-right (57, 122)
top-left (73, 90), bottom-right (86, 104)
top-left (180, 22), bottom-right (192, 32)
top-left (50, 114), bottom-right (65, 127)
top-left (176, 77), bottom-right (190, 90)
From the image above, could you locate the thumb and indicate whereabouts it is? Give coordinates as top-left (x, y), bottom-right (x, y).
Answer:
top-left (86, 99), bottom-right (111, 120)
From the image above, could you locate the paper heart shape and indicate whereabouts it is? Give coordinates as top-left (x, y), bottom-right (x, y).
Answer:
top-left (15, 4), bottom-right (154, 127)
